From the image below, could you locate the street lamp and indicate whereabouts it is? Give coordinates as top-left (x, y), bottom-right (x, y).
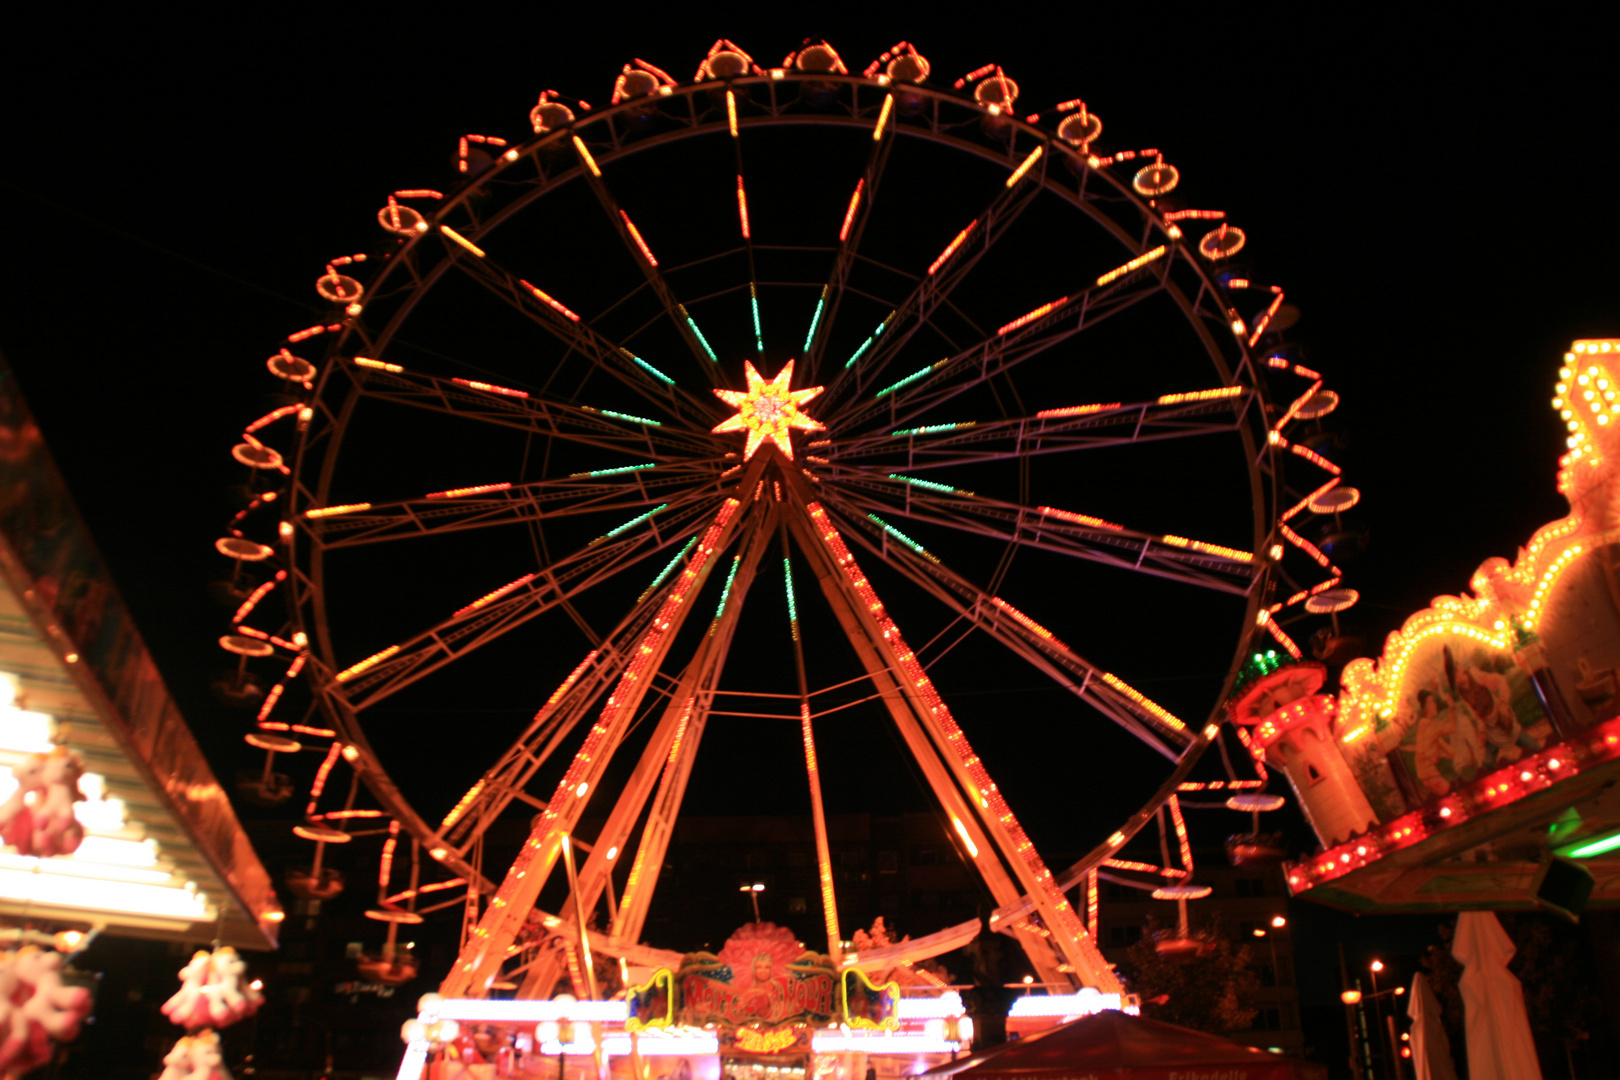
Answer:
top-left (740, 883), bottom-right (765, 922)
top-left (1271, 915), bottom-right (1287, 929)
top-left (1368, 962), bottom-right (1392, 1080)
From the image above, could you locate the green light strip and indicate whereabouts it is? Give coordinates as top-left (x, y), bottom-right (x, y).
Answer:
top-left (751, 284), bottom-right (764, 352)
top-left (640, 536), bottom-right (697, 601)
top-left (1568, 830), bottom-right (1620, 858)
top-left (844, 336), bottom-right (874, 369)
top-left (890, 422), bottom-right (976, 438)
top-left (888, 473), bottom-right (962, 495)
top-left (620, 348), bottom-right (675, 386)
top-left (600, 504), bottom-right (668, 541)
top-left (803, 290), bottom-right (827, 352)
top-left (783, 556), bottom-right (799, 641)
top-left (598, 409), bottom-right (663, 427)
top-left (571, 463), bottom-right (657, 478)
top-left (686, 318), bottom-right (718, 362)
top-left (845, 313), bottom-right (895, 367)
top-left (713, 554), bottom-right (743, 621)
top-left (867, 513), bottom-right (928, 556)
top-left (875, 362), bottom-right (941, 399)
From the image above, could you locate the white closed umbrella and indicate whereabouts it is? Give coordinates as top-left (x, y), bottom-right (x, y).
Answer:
top-left (1406, 972), bottom-right (1458, 1080)
top-left (1451, 911), bottom-right (1542, 1080)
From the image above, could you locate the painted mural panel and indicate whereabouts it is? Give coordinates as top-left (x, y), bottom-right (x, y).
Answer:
top-left (1384, 638), bottom-right (1552, 803)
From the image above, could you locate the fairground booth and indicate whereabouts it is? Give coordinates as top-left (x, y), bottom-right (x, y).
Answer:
top-left (0, 359), bottom-right (281, 1072)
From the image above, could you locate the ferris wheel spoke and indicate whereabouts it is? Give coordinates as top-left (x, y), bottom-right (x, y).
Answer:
top-left (330, 493), bottom-right (724, 711)
top-left (821, 388), bottom-right (1259, 465)
top-left (725, 92), bottom-right (771, 360)
top-left (813, 493), bottom-right (1198, 755)
top-left (825, 479), bottom-right (1258, 596)
top-left (452, 252), bottom-right (723, 423)
top-left (303, 466), bottom-right (723, 550)
top-left (821, 144), bottom-right (1047, 406)
top-left (572, 139), bottom-right (730, 387)
top-left (801, 121), bottom-right (897, 383)
top-left (834, 261), bottom-right (1170, 437)
top-left (340, 360), bottom-right (719, 459)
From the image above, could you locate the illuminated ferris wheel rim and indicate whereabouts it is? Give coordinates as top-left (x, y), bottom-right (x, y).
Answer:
top-left (291, 70), bottom-right (1282, 693)
top-left (329, 71), bottom-right (1251, 409)
top-left (222, 43), bottom-right (1357, 996)
top-left (288, 66), bottom-right (1278, 861)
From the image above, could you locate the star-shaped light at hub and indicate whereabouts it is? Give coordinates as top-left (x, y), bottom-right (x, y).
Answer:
top-left (711, 360), bottom-right (826, 461)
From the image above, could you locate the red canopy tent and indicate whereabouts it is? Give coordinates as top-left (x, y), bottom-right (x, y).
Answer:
top-left (940, 1011), bottom-right (1327, 1080)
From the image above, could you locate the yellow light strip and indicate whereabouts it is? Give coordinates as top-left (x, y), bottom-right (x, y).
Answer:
top-left (305, 503), bottom-right (372, 519)
top-left (440, 225), bottom-right (485, 258)
top-left (950, 817), bottom-right (979, 858)
top-left (1157, 386), bottom-right (1244, 405)
top-left (1005, 145), bottom-right (1044, 187)
top-left (1099, 673), bottom-right (1187, 732)
top-left (440, 779), bottom-right (486, 830)
top-left (872, 94), bottom-right (894, 140)
top-left (572, 135), bottom-right (601, 177)
top-left (1160, 535), bottom-right (1254, 563)
top-left (335, 645), bottom-right (401, 683)
top-left (1036, 402), bottom-right (1120, 419)
top-left (1096, 245), bottom-right (1167, 286)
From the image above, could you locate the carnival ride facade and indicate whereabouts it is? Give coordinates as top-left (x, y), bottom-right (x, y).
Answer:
top-left (0, 359), bottom-right (282, 1076)
top-left (208, 37), bottom-right (1365, 1078)
top-left (1275, 340), bottom-right (1620, 913)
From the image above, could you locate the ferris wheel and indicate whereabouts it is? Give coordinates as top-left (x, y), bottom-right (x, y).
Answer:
top-left (214, 38), bottom-right (1357, 998)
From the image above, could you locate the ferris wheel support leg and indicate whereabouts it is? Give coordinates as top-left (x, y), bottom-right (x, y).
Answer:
top-left (779, 496), bottom-right (1072, 988)
top-left (439, 486), bottom-right (758, 999)
top-left (516, 505), bottom-right (781, 999)
top-left (785, 484), bottom-right (1119, 992)
top-left (608, 507), bottom-right (782, 945)
top-left (782, 527), bottom-right (844, 964)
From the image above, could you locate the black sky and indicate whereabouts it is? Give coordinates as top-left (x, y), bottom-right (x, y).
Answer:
top-left (4, 7), bottom-right (1619, 1005)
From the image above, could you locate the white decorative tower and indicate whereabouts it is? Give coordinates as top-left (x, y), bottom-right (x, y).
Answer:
top-left (1231, 658), bottom-right (1378, 846)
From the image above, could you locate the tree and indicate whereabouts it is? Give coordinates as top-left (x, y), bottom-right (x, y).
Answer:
top-left (1120, 920), bottom-right (1260, 1034)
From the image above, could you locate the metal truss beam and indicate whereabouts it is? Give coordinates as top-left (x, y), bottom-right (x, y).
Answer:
top-left (822, 142), bottom-right (1046, 406)
top-left (305, 466), bottom-right (722, 549)
top-left (825, 479), bottom-right (1257, 596)
top-left (824, 391), bottom-right (1258, 465)
top-left (574, 141), bottom-right (728, 386)
top-left (835, 267), bottom-right (1168, 438)
top-left (453, 252), bottom-right (720, 424)
top-left (342, 362), bottom-right (718, 460)
top-left (819, 495), bottom-right (1196, 754)
top-left (803, 122), bottom-right (895, 383)
top-left (333, 491), bottom-right (721, 710)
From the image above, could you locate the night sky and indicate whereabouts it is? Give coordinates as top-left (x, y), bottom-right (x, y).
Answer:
top-left (4, 10), bottom-right (1619, 1017)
